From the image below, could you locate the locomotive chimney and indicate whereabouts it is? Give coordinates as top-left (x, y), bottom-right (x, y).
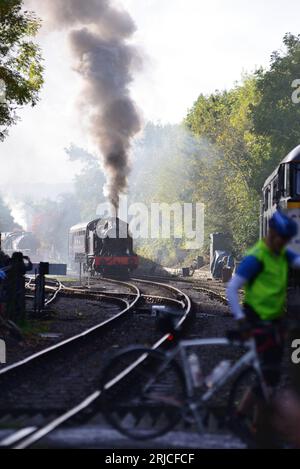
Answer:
top-left (116, 216), bottom-right (120, 239)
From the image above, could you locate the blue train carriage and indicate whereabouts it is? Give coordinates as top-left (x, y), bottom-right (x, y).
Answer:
top-left (261, 145), bottom-right (300, 309)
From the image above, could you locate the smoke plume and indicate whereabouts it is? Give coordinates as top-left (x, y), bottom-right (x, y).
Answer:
top-left (36, 0), bottom-right (142, 209)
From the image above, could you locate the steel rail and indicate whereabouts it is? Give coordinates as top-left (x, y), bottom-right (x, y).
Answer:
top-left (0, 280), bottom-right (141, 378)
top-left (10, 278), bottom-right (192, 449)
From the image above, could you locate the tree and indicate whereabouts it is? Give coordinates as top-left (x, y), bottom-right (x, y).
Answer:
top-left (185, 77), bottom-right (271, 255)
top-left (185, 34), bottom-right (300, 256)
top-left (128, 123), bottom-right (204, 264)
top-left (0, 0), bottom-right (44, 140)
top-left (130, 123), bottom-right (198, 204)
top-left (253, 33), bottom-right (300, 167)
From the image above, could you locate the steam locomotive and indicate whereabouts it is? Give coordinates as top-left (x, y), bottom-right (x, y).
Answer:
top-left (69, 217), bottom-right (139, 276)
top-left (1, 231), bottom-right (40, 260)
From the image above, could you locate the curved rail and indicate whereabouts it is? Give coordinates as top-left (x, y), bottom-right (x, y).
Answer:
top-left (0, 280), bottom-right (141, 378)
top-left (25, 277), bottom-right (63, 307)
top-left (45, 280), bottom-right (64, 306)
top-left (194, 286), bottom-right (228, 305)
top-left (11, 278), bottom-right (192, 449)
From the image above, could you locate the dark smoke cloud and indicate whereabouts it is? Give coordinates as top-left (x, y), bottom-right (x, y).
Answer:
top-left (44, 0), bottom-right (136, 39)
top-left (37, 0), bottom-right (142, 209)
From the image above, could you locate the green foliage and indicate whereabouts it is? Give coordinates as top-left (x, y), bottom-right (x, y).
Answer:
top-left (66, 126), bottom-right (203, 266)
top-left (129, 123), bottom-right (204, 264)
top-left (185, 76), bottom-right (271, 255)
top-left (185, 34), bottom-right (300, 256)
top-left (253, 33), bottom-right (300, 165)
top-left (65, 33), bottom-right (300, 262)
top-left (0, 0), bottom-right (44, 140)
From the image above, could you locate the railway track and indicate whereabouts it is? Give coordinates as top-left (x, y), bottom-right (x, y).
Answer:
top-left (193, 286), bottom-right (228, 305)
top-left (25, 277), bottom-right (64, 308)
top-left (136, 273), bottom-right (229, 306)
top-left (135, 274), bottom-right (229, 306)
top-left (0, 277), bottom-right (192, 449)
top-left (0, 278), bottom-right (140, 377)
top-left (192, 278), bottom-right (242, 307)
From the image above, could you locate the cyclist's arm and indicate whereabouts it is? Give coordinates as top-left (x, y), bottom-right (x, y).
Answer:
top-left (226, 255), bottom-right (262, 321)
top-left (286, 249), bottom-right (300, 269)
top-left (227, 275), bottom-right (247, 320)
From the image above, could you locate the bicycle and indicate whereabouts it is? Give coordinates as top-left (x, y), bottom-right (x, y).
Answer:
top-left (99, 323), bottom-right (275, 445)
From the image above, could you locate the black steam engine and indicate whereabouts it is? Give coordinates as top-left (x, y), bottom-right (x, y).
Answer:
top-left (69, 217), bottom-right (139, 276)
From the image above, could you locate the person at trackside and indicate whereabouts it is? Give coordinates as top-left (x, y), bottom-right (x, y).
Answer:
top-left (6, 253), bottom-right (32, 322)
top-left (227, 210), bottom-right (300, 389)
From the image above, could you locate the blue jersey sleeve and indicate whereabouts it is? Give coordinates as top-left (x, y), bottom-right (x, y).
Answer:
top-left (286, 248), bottom-right (299, 266)
top-left (236, 255), bottom-right (263, 282)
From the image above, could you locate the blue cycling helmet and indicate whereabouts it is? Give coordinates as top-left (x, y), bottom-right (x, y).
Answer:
top-left (269, 210), bottom-right (298, 239)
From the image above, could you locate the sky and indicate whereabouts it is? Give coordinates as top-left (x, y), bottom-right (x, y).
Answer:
top-left (2, 0), bottom-right (300, 188)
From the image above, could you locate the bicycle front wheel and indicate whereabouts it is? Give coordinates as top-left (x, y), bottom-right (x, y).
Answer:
top-left (99, 346), bottom-right (186, 440)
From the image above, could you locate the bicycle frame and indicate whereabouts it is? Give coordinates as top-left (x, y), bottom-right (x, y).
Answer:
top-left (101, 334), bottom-right (276, 441)
top-left (160, 337), bottom-right (270, 432)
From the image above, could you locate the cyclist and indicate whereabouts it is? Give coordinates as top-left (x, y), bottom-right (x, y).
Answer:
top-left (227, 210), bottom-right (300, 429)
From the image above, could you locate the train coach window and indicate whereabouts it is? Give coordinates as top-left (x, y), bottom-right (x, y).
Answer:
top-left (264, 188), bottom-right (270, 211)
top-left (278, 165), bottom-right (285, 194)
top-left (296, 167), bottom-right (300, 195)
top-left (272, 178), bottom-right (279, 204)
top-left (285, 165), bottom-right (290, 196)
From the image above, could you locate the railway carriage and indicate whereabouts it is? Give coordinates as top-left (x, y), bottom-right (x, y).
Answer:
top-left (69, 217), bottom-right (139, 276)
top-left (261, 145), bottom-right (300, 307)
top-left (261, 145), bottom-right (300, 251)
